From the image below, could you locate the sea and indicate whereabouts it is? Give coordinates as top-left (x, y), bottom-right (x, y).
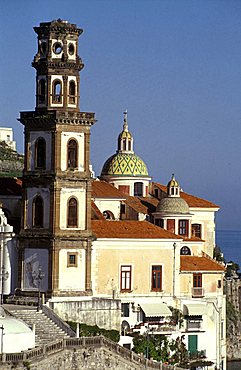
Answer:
top-left (216, 230), bottom-right (241, 270)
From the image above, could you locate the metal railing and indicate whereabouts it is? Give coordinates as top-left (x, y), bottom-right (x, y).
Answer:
top-left (192, 287), bottom-right (204, 297)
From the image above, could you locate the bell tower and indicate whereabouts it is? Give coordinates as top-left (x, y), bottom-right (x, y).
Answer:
top-left (33, 19), bottom-right (82, 112)
top-left (18, 20), bottom-right (96, 298)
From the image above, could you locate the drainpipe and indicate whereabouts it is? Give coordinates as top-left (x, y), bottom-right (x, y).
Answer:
top-left (173, 242), bottom-right (177, 297)
top-left (212, 301), bottom-right (222, 370)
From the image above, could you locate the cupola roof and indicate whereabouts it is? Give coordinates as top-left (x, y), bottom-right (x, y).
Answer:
top-left (101, 111), bottom-right (149, 178)
top-left (156, 174), bottom-right (190, 214)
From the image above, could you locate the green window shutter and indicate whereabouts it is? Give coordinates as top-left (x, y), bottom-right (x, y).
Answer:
top-left (188, 335), bottom-right (198, 354)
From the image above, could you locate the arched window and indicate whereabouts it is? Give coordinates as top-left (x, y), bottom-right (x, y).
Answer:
top-left (134, 182), bottom-right (143, 197)
top-left (33, 196), bottom-right (44, 228)
top-left (103, 210), bottom-right (115, 220)
top-left (67, 139), bottom-right (78, 169)
top-left (52, 80), bottom-right (62, 103)
top-left (67, 197), bottom-right (78, 227)
top-left (38, 79), bottom-right (46, 104)
top-left (35, 137), bottom-right (46, 169)
top-left (128, 140), bottom-right (131, 151)
top-left (69, 80), bottom-right (76, 104)
top-left (180, 246), bottom-right (191, 255)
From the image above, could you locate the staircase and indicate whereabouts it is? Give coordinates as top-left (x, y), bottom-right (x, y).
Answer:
top-left (4, 305), bottom-right (74, 346)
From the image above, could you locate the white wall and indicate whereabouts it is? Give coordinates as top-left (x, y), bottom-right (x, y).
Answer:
top-left (59, 187), bottom-right (86, 230)
top-left (58, 249), bottom-right (86, 291)
top-left (60, 132), bottom-right (85, 172)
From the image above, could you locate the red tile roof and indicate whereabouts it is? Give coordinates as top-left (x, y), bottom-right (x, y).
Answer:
top-left (92, 180), bottom-right (125, 199)
top-left (92, 220), bottom-right (182, 239)
top-left (0, 177), bottom-right (22, 196)
top-left (91, 201), bottom-right (105, 220)
top-left (180, 255), bottom-right (225, 272)
top-left (153, 183), bottom-right (219, 208)
top-left (124, 195), bottom-right (148, 214)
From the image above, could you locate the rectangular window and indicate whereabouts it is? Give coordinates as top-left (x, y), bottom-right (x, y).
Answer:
top-left (192, 274), bottom-right (203, 297)
top-left (121, 303), bottom-right (130, 317)
top-left (193, 273), bottom-right (202, 287)
top-left (134, 182), bottom-right (143, 196)
top-left (155, 219), bottom-right (164, 228)
top-left (151, 265), bottom-right (162, 291)
top-left (167, 219), bottom-right (175, 233)
top-left (67, 252), bottom-right (78, 267)
top-left (119, 185), bottom-right (130, 195)
top-left (120, 204), bottom-right (126, 214)
top-left (191, 224), bottom-right (202, 238)
top-left (179, 220), bottom-right (189, 236)
top-left (120, 265), bottom-right (132, 292)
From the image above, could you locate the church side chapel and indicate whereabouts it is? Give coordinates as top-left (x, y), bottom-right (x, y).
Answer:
top-left (0, 19), bottom-right (226, 369)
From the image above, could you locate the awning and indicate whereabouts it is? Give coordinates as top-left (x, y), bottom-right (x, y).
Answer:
top-left (140, 303), bottom-right (172, 317)
top-left (183, 304), bottom-right (207, 316)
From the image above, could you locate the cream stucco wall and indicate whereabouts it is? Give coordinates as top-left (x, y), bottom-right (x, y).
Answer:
top-left (190, 208), bottom-right (218, 257)
top-left (179, 272), bottom-right (224, 297)
top-left (92, 239), bottom-right (181, 298)
top-left (58, 249), bottom-right (86, 291)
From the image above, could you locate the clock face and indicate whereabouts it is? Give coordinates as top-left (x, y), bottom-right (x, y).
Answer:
top-left (53, 42), bottom-right (63, 55)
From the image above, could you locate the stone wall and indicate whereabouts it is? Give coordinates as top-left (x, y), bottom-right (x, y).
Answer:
top-left (50, 298), bottom-right (121, 331)
top-left (0, 337), bottom-right (184, 370)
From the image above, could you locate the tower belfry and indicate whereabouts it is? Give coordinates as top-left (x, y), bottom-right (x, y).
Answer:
top-left (18, 20), bottom-right (96, 297)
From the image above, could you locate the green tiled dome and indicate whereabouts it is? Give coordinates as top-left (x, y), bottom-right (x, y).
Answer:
top-left (101, 152), bottom-right (149, 177)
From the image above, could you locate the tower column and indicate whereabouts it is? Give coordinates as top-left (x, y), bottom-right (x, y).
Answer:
top-left (85, 240), bottom-right (92, 293)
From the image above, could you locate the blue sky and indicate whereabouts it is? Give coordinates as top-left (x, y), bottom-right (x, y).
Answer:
top-left (1, 0), bottom-right (241, 231)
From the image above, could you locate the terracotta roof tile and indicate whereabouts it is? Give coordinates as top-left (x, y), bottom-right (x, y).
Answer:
top-left (91, 201), bottom-right (105, 220)
top-left (123, 195), bottom-right (148, 214)
top-left (92, 180), bottom-right (125, 199)
top-left (153, 183), bottom-right (219, 208)
top-left (139, 197), bottom-right (159, 214)
top-left (180, 255), bottom-right (225, 272)
top-left (92, 220), bottom-right (182, 239)
top-left (0, 177), bottom-right (22, 196)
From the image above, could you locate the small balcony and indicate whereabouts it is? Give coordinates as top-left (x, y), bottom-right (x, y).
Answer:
top-left (192, 287), bottom-right (204, 298)
top-left (186, 320), bottom-right (202, 331)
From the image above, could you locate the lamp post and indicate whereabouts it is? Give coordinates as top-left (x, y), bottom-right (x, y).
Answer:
top-left (0, 268), bottom-right (9, 305)
top-left (0, 325), bottom-right (4, 354)
top-left (32, 266), bottom-right (45, 311)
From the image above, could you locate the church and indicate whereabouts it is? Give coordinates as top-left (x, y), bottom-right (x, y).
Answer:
top-left (0, 19), bottom-right (226, 369)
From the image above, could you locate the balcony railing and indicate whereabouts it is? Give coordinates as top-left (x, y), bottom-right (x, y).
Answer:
top-left (192, 287), bottom-right (204, 298)
top-left (186, 320), bottom-right (202, 330)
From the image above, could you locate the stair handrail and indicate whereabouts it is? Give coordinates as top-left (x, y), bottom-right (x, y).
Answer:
top-left (41, 304), bottom-right (76, 337)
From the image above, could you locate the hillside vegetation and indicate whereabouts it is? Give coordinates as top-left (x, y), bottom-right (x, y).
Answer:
top-left (0, 141), bottom-right (24, 177)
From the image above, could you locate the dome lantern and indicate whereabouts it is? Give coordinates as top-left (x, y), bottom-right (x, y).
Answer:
top-left (118, 110), bottom-right (134, 153)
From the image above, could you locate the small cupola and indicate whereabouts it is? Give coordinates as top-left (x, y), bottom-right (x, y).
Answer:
top-left (167, 174), bottom-right (180, 197)
top-left (118, 110), bottom-right (133, 153)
